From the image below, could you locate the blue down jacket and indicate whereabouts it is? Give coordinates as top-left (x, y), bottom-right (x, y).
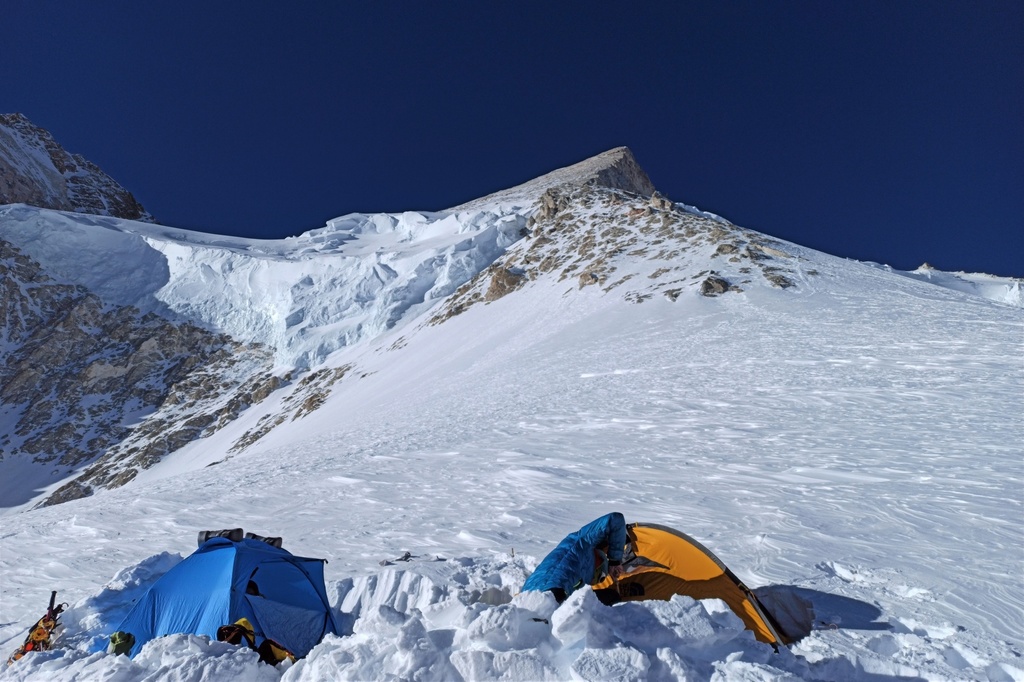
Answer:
top-left (523, 512), bottom-right (627, 597)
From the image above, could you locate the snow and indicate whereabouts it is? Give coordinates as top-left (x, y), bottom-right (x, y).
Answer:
top-left (2, 194), bottom-right (1023, 680)
top-left (677, 201), bottom-right (735, 226)
top-left (0, 204), bottom-right (526, 368)
top-left (882, 263), bottom-right (1024, 308)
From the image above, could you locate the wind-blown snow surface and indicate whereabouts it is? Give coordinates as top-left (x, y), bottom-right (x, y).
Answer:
top-left (1, 223), bottom-right (1021, 681)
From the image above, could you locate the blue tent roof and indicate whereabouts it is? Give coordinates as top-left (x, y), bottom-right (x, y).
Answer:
top-left (116, 537), bottom-right (338, 658)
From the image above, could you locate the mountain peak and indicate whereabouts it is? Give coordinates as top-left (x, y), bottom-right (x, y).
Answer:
top-left (0, 113), bottom-right (154, 222)
top-left (540, 146), bottom-right (656, 196)
top-left (448, 146), bottom-right (656, 212)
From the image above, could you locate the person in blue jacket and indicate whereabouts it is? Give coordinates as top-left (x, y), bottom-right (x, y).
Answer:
top-left (523, 512), bottom-right (628, 605)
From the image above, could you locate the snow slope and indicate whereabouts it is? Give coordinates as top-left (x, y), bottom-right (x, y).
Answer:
top-left (1, 209), bottom-right (1022, 679)
top-left (1, 146), bottom-right (1022, 680)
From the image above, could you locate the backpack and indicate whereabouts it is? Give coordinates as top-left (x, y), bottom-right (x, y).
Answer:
top-left (217, 617), bottom-right (295, 665)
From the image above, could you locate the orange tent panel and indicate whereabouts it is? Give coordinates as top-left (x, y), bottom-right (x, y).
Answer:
top-left (593, 523), bottom-right (785, 646)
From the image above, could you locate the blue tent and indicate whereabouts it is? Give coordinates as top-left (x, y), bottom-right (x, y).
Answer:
top-left (116, 537), bottom-right (339, 658)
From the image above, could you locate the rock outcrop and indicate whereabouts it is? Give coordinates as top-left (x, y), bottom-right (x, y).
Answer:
top-left (432, 181), bottom-right (801, 323)
top-left (1, 239), bottom-right (277, 506)
top-left (448, 146), bottom-right (656, 212)
top-left (0, 113), bottom-right (154, 221)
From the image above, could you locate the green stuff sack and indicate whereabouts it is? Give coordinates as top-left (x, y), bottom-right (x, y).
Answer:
top-left (108, 630), bottom-right (135, 656)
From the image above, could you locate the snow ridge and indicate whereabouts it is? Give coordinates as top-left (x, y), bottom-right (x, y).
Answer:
top-left (0, 204), bottom-right (526, 368)
top-left (887, 263), bottom-right (1023, 307)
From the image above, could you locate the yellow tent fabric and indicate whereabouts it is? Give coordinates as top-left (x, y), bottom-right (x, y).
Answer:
top-left (592, 523), bottom-right (786, 646)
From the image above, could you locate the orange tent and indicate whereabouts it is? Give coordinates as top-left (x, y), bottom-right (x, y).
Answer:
top-left (593, 523), bottom-right (788, 647)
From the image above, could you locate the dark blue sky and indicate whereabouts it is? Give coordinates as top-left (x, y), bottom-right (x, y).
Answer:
top-left (5, 2), bottom-right (1022, 275)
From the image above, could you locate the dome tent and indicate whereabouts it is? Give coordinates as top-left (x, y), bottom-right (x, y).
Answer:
top-left (593, 523), bottom-right (789, 647)
top-left (115, 534), bottom-right (339, 658)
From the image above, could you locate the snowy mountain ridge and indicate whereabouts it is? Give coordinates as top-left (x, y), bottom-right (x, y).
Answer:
top-left (1, 147), bottom-right (660, 371)
top-left (1, 139), bottom-right (1022, 681)
top-left (4, 147), bottom-right (1017, 372)
top-left (2, 143), bottom-right (1022, 511)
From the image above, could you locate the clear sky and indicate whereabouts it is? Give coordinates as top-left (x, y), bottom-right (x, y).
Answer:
top-left (5, 1), bottom-right (1022, 275)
